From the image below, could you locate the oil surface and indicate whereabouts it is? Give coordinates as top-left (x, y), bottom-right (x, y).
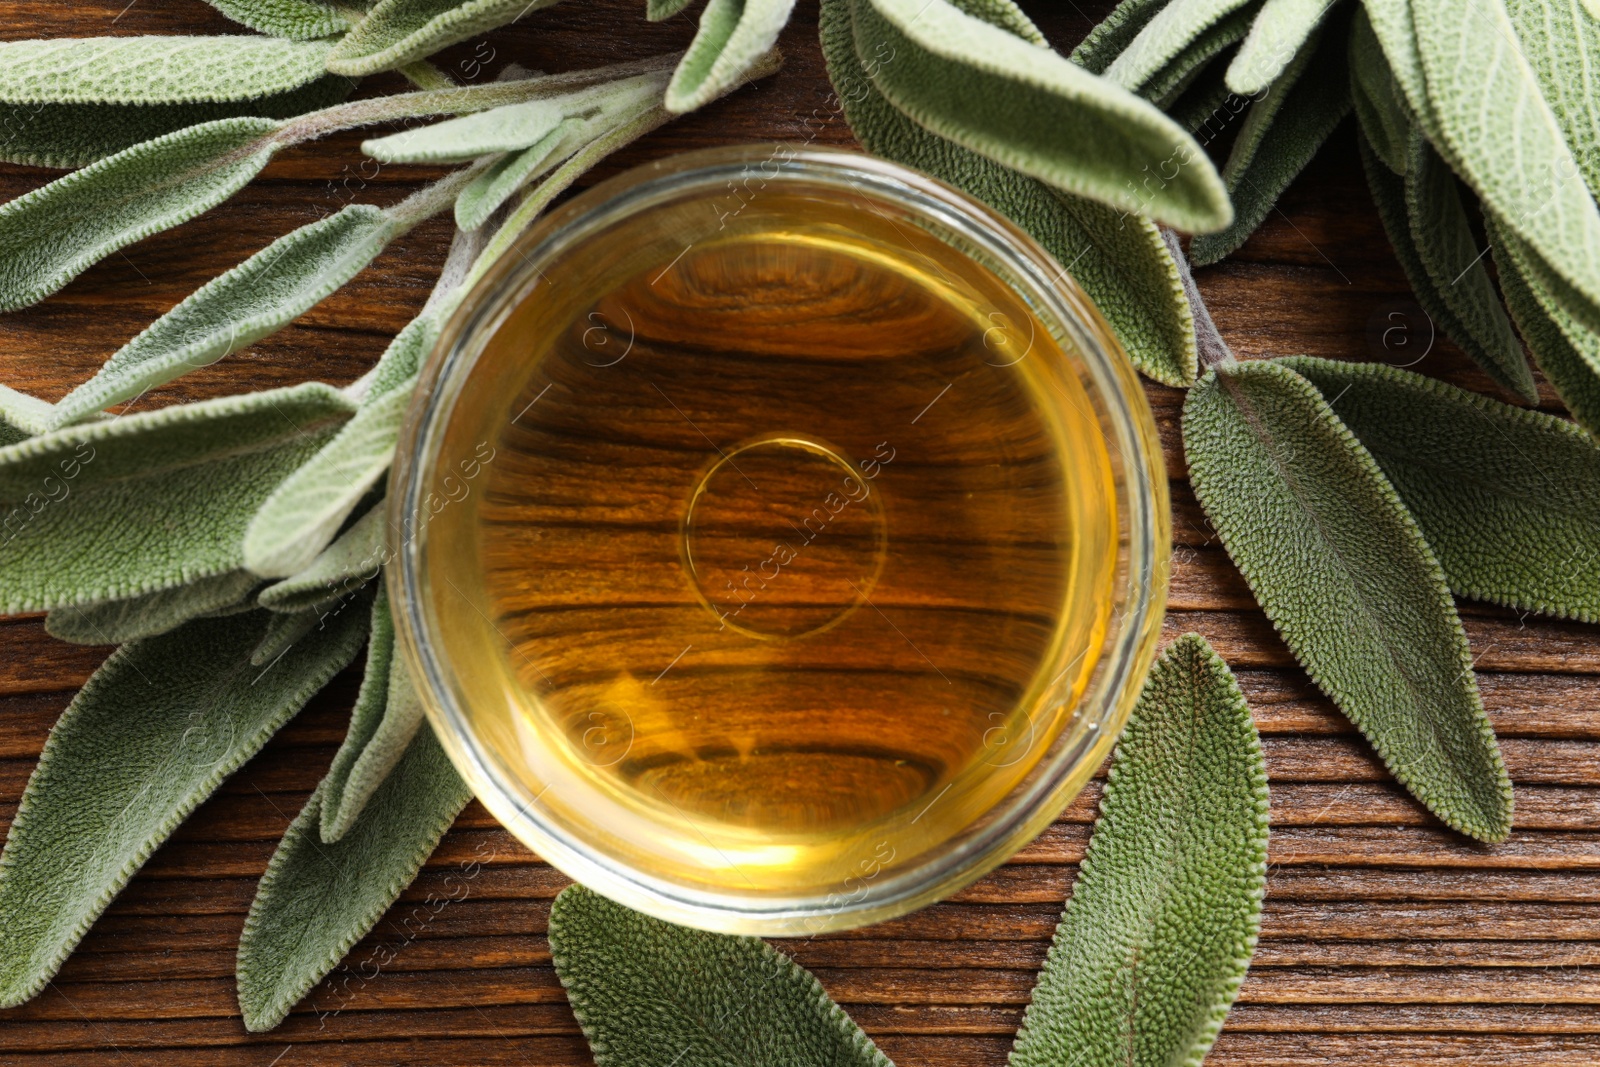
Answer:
top-left (421, 191), bottom-right (1118, 894)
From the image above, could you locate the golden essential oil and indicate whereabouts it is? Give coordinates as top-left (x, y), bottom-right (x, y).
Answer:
top-left (420, 185), bottom-right (1119, 899)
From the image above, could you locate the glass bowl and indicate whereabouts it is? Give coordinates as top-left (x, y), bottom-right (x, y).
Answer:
top-left (389, 144), bottom-right (1169, 935)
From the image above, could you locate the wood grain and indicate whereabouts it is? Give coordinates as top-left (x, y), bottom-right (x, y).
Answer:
top-left (3, 0), bottom-right (1598, 1063)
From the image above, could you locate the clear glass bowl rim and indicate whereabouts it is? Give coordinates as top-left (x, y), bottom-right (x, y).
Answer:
top-left (388, 143), bottom-right (1170, 935)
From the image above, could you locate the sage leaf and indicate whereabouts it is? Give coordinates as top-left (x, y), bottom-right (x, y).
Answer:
top-left (0, 607), bottom-right (367, 1008)
top-left (326, 0), bottom-right (566, 77)
top-left (1503, 0), bottom-right (1600, 199)
top-left (549, 884), bottom-right (894, 1067)
top-left (650, 0), bottom-right (697, 18)
top-left (455, 120), bottom-right (580, 231)
top-left (846, 0), bottom-right (1233, 232)
top-left (258, 505), bottom-right (386, 613)
top-left (1105, 0), bottom-right (1258, 92)
top-left (1347, 5), bottom-right (1410, 175)
top-left (1359, 0), bottom-right (1437, 140)
top-left (1402, 131), bottom-right (1537, 402)
top-left (0, 116), bottom-right (281, 312)
top-left (361, 308), bottom-right (444, 402)
top-left (236, 722), bottom-right (471, 1031)
top-left (363, 98), bottom-right (566, 163)
top-left (45, 570), bottom-right (260, 645)
top-left (0, 386), bottom-right (53, 444)
top-left (1227, 0), bottom-right (1340, 94)
top-left (250, 608), bottom-right (323, 667)
top-left (665, 0), bottom-right (796, 113)
top-left (1190, 27), bottom-right (1349, 265)
top-left (1489, 214), bottom-right (1600, 439)
top-left (1283, 356), bottom-right (1600, 623)
top-left (320, 590), bottom-right (427, 843)
top-left (1010, 633), bottom-right (1268, 1067)
top-left (0, 37), bottom-right (336, 106)
top-left (1072, 0), bottom-right (1170, 73)
top-left (1182, 358), bottom-right (1513, 841)
top-left (51, 206), bottom-right (398, 428)
top-left (204, 0), bottom-right (352, 39)
top-left (0, 77), bottom-right (354, 170)
top-left (1411, 0), bottom-right (1600, 323)
top-left (0, 382), bottom-right (355, 613)
top-left (820, 0), bottom-right (1199, 385)
top-left (244, 377), bottom-right (416, 578)
top-left (1137, 4), bottom-right (1259, 107)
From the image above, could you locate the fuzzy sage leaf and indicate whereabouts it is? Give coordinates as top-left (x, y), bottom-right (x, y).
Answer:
top-left (45, 570), bottom-right (261, 645)
top-left (1182, 358), bottom-right (1513, 841)
top-left (0, 607), bottom-right (367, 1008)
top-left (0, 37), bottom-right (337, 106)
top-left (1227, 0), bottom-right (1340, 95)
top-left (203, 0), bottom-right (352, 39)
top-left (0, 382), bottom-right (354, 613)
top-left (236, 721), bottom-right (471, 1031)
top-left (1104, 0), bottom-right (1259, 93)
top-left (326, 0), bottom-right (566, 76)
top-left (51, 206), bottom-right (399, 427)
top-left (1010, 633), bottom-right (1268, 1067)
top-left (666, 0), bottom-right (797, 113)
top-left (1284, 356), bottom-right (1600, 623)
top-left (364, 98), bottom-right (566, 163)
top-left (455, 119), bottom-right (581, 231)
top-left (821, 0), bottom-right (1199, 385)
top-left (846, 0), bottom-right (1233, 232)
top-left (549, 884), bottom-right (894, 1067)
top-left (258, 505), bottom-right (387, 614)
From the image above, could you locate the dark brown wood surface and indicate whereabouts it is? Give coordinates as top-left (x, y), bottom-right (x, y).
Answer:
top-left (3, 0), bottom-right (1598, 1062)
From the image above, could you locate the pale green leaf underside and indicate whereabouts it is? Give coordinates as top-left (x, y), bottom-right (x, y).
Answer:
top-left (1284, 356), bottom-right (1600, 623)
top-left (258, 505), bottom-right (387, 613)
top-left (1348, 5), bottom-right (1411, 174)
top-left (1073, 0), bottom-right (1169, 73)
top-left (236, 722), bottom-right (470, 1031)
top-left (849, 0), bottom-right (1233, 231)
top-left (45, 570), bottom-right (260, 645)
top-left (0, 608), bottom-right (367, 1009)
top-left (364, 98), bottom-right (565, 163)
top-left (665, 0), bottom-right (797, 112)
top-left (1010, 632), bottom-right (1268, 1067)
top-left (0, 386), bottom-right (54, 443)
top-left (1411, 0), bottom-right (1600, 323)
top-left (204, 0), bottom-right (352, 39)
top-left (820, 0), bottom-right (1198, 385)
top-left (1227, 0), bottom-right (1340, 94)
top-left (1402, 132), bottom-right (1536, 402)
top-left (0, 37), bottom-right (336, 106)
top-left (1489, 214), bottom-right (1600, 440)
top-left (549, 885), bottom-right (894, 1066)
top-left (1504, 0), bottom-right (1600, 201)
top-left (1139, 3), bottom-right (1260, 108)
top-left (244, 379), bottom-right (415, 578)
top-left (0, 77), bottom-right (352, 170)
top-left (327, 0), bottom-right (566, 76)
top-left (1182, 359), bottom-right (1512, 841)
top-left (0, 116), bottom-right (281, 313)
top-left (52, 205), bottom-right (397, 428)
top-left (1190, 25), bottom-right (1349, 265)
top-left (1105, 0), bottom-right (1257, 93)
top-left (365, 309), bottom-right (445, 400)
top-left (455, 120), bottom-right (579, 231)
top-left (0, 382), bottom-right (354, 613)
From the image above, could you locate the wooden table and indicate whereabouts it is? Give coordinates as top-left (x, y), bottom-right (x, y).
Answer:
top-left (4, 1), bottom-right (1598, 1062)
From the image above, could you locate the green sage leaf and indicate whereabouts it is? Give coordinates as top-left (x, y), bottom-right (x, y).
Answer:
top-left (0, 37), bottom-right (336, 106)
top-left (1347, 5), bottom-right (1410, 175)
top-left (0, 116), bottom-right (281, 313)
top-left (665, 0), bottom-right (796, 113)
top-left (1411, 0), bottom-right (1600, 323)
top-left (1503, 0), bottom-right (1600, 199)
top-left (847, 0), bottom-right (1233, 231)
top-left (51, 206), bottom-right (398, 428)
top-left (1010, 633), bottom-right (1268, 1067)
top-left (1402, 131), bottom-right (1536, 402)
top-left (0, 386), bottom-right (53, 444)
top-left (244, 377), bottom-right (415, 578)
top-left (1283, 356), bottom-right (1600, 623)
top-left (0, 606), bottom-right (367, 1008)
top-left (1104, 0), bottom-right (1258, 92)
top-left (326, 0), bottom-right (566, 77)
top-left (364, 98), bottom-right (566, 163)
top-left (0, 77), bottom-right (353, 170)
top-left (1227, 0), bottom-right (1339, 94)
top-left (649, 0), bottom-right (697, 18)
top-left (258, 505), bottom-right (386, 613)
top-left (204, 0), bottom-right (352, 39)
top-left (1182, 357), bottom-right (1513, 841)
top-left (1073, 0), bottom-right (1170, 73)
top-left (320, 590), bottom-right (427, 843)
top-left (0, 382), bottom-right (355, 613)
top-left (250, 608), bottom-right (322, 667)
top-left (45, 570), bottom-right (260, 645)
top-left (454, 120), bottom-right (580, 231)
top-left (1137, 4), bottom-right (1259, 107)
top-left (236, 722), bottom-right (471, 1031)
top-left (820, 0), bottom-right (1199, 384)
top-left (549, 884), bottom-right (894, 1067)
top-left (1359, 0), bottom-right (1432, 128)
top-left (1489, 214), bottom-right (1600, 439)
top-left (1190, 26), bottom-right (1349, 265)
